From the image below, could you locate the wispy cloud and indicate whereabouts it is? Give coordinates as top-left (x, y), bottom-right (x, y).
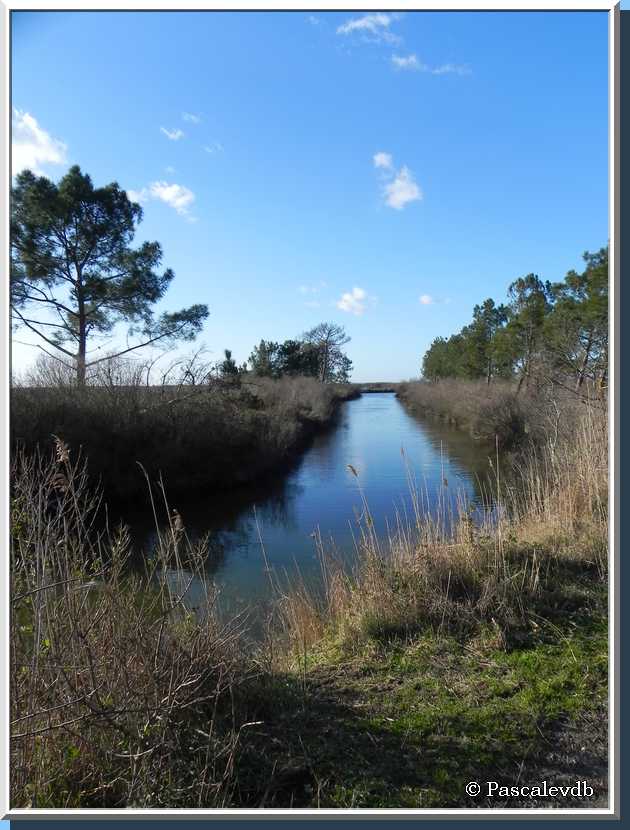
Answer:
top-left (431, 63), bottom-right (471, 76)
top-left (182, 112), bottom-right (201, 123)
top-left (298, 280), bottom-right (327, 295)
top-left (128, 180), bottom-right (196, 219)
top-left (373, 152), bottom-right (422, 211)
top-left (12, 109), bottom-right (67, 175)
top-left (419, 294), bottom-right (451, 305)
top-left (160, 126), bottom-right (185, 141)
top-left (165, 165), bottom-right (176, 174)
top-left (307, 14), bottom-right (320, 25)
top-left (337, 286), bottom-right (370, 316)
top-left (304, 300), bottom-right (321, 309)
top-left (373, 151), bottom-right (393, 170)
top-left (337, 12), bottom-right (401, 45)
top-left (391, 53), bottom-right (425, 71)
top-left (203, 141), bottom-right (224, 154)
top-left (391, 53), bottom-right (471, 75)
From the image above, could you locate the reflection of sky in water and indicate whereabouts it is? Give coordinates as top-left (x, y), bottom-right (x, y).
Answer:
top-left (125, 394), bottom-right (495, 620)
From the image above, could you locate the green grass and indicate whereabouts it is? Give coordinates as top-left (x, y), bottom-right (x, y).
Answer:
top-left (230, 593), bottom-right (607, 808)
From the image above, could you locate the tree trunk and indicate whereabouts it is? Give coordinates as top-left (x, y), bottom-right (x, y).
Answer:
top-left (319, 342), bottom-right (329, 383)
top-left (575, 329), bottom-right (594, 392)
top-left (76, 337), bottom-right (86, 386)
top-left (76, 280), bottom-right (87, 387)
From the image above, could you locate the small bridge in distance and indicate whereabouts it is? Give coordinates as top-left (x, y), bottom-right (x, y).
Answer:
top-left (355, 382), bottom-right (401, 394)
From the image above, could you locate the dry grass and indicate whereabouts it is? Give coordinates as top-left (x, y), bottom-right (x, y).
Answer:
top-left (276, 398), bottom-right (608, 659)
top-left (396, 378), bottom-right (601, 450)
top-left (11, 357), bottom-right (357, 502)
top-left (10, 442), bottom-right (255, 807)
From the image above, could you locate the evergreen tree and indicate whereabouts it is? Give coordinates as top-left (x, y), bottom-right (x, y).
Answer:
top-left (11, 165), bottom-right (208, 386)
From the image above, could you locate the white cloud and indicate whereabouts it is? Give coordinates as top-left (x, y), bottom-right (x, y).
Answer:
top-left (149, 181), bottom-right (195, 214)
top-left (127, 187), bottom-right (148, 204)
top-left (337, 286), bottom-right (368, 316)
top-left (307, 14), bottom-right (320, 25)
top-left (128, 180), bottom-right (195, 218)
top-left (165, 165), bottom-right (176, 173)
top-left (160, 126), bottom-right (185, 141)
top-left (384, 165), bottom-right (422, 210)
top-left (373, 151), bottom-right (393, 170)
top-left (336, 13), bottom-right (401, 44)
top-left (391, 54), bottom-right (471, 76)
top-left (373, 152), bottom-right (422, 210)
top-left (431, 63), bottom-right (471, 76)
top-left (419, 294), bottom-right (434, 305)
top-left (391, 53), bottom-right (425, 71)
top-left (12, 109), bottom-right (67, 175)
top-left (204, 142), bottom-right (224, 154)
top-left (182, 112), bottom-right (201, 123)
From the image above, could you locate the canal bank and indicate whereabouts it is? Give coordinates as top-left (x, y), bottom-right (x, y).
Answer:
top-left (124, 392), bottom-right (497, 616)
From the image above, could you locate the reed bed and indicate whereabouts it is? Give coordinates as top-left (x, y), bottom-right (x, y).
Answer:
top-left (11, 358), bottom-right (357, 502)
top-left (276, 398), bottom-right (608, 659)
top-left (396, 377), bottom-right (602, 450)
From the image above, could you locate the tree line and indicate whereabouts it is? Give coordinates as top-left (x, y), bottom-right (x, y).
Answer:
top-left (218, 322), bottom-right (352, 383)
top-left (421, 248), bottom-right (608, 394)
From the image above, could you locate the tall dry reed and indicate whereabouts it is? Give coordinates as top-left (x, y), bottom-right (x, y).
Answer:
top-left (10, 442), bottom-right (253, 807)
top-left (276, 399), bottom-right (608, 657)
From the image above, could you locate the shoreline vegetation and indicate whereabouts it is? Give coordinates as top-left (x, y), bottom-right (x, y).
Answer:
top-left (10, 385), bottom-right (608, 807)
top-left (396, 377), bottom-right (594, 451)
top-left (11, 370), bottom-right (359, 503)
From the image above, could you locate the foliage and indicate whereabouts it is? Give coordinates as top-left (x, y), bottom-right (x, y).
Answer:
top-left (421, 248), bottom-right (608, 395)
top-left (302, 322), bottom-right (353, 383)
top-left (248, 323), bottom-right (353, 383)
top-left (11, 165), bottom-right (208, 386)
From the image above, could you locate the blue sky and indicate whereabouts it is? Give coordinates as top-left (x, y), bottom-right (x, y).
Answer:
top-left (11, 10), bottom-right (608, 382)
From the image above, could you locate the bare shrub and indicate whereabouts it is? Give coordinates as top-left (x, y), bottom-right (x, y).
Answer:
top-left (10, 446), bottom-right (253, 808)
top-left (11, 357), bottom-right (357, 501)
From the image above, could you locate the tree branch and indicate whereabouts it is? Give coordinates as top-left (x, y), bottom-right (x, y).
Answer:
top-left (11, 306), bottom-right (75, 358)
top-left (84, 322), bottom-right (190, 368)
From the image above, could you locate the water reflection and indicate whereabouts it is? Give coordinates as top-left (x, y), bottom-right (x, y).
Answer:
top-left (122, 393), bottom-right (496, 618)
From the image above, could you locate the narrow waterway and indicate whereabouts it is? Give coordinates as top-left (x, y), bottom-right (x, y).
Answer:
top-left (128, 392), bottom-right (496, 617)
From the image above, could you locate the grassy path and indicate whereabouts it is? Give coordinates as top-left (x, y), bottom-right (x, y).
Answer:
top-left (234, 600), bottom-right (607, 808)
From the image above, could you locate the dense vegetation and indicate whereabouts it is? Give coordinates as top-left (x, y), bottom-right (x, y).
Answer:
top-left (247, 322), bottom-right (353, 383)
top-left (12, 356), bottom-right (357, 502)
top-left (399, 248), bottom-right (608, 452)
top-left (421, 248), bottom-right (607, 395)
top-left (11, 397), bottom-right (607, 807)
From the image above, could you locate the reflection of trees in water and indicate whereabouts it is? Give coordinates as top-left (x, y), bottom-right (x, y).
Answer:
top-left (298, 407), bottom-right (351, 484)
top-left (404, 413), bottom-right (498, 511)
top-left (119, 467), bottom-right (303, 576)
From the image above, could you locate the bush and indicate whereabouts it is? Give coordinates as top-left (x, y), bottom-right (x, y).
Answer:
top-left (11, 361), bottom-right (358, 502)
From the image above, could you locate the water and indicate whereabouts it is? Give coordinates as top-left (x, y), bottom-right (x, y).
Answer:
top-left (126, 393), bottom-right (495, 617)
